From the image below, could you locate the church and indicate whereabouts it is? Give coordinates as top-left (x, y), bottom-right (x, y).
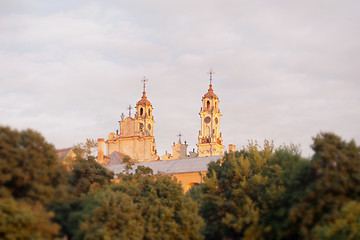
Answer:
top-left (97, 72), bottom-right (235, 190)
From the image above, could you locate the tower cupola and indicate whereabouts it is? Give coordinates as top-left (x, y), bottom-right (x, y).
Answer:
top-left (135, 77), bottom-right (155, 137)
top-left (136, 88), bottom-right (152, 107)
top-left (203, 82), bottom-right (218, 100)
top-left (197, 70), bottom-right (224, 157)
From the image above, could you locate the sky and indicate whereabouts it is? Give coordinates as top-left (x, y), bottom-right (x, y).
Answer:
top-left (1, 0), bottom-right (360, 157)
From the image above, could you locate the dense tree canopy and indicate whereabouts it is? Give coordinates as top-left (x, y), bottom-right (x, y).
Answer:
top-left (0, 126), bottom-right (67, 238)
top-left (0, 197), bottom-right (60, 240)
top-left (195, 133), bottom-right (360, 240)
top-left (73, 169), bottom-right (204, 240)
top-left (197, 141), bottom-right (308, 240)
top-left (279, 132), bottom-right (360, 239)
top-left (50, 150), bottom-right (115, 238)
top-left (1, 125), bottom-right (359, 240)
top-left (69, 157), bottom-right (114, 197)
top-left (0, 126), bottom-right (66, 204)
top-left (315, 200), bottom-right (360, 240)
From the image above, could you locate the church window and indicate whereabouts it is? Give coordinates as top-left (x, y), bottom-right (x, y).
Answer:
top-left (206, 100), bottom-right (210, 109)
top-left (140, 107), bottom-right (143, 116)
top-left (139, 123), bottom-right (144, 131)
top-left (148, 124), bottom-right (151, 130)
top-left (205, 126), bottom-right (210, 136)
top-left (215, 117), bottom-right (218, 124)
top-left (148, 109), bottom-right (151, 116)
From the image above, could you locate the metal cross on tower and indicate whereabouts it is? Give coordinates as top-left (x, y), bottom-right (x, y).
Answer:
top-left (121, 113), bottom-right (125, 121)
top-left (142, 77), bottom-right (148, 92)
top-left (207, 69), bottom-right (215, 85)
top-left (127, 105), bottom-right (132, 117)
top-left (177, 132), bottom-right (182, 143)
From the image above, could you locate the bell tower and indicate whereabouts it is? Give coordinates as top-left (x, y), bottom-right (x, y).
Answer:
top-left (134, 77), bottom-right (155, 137)
top-left (100, 77), bottom-right (158, 163)
top-left (197, 70), bottom-right (224, 157)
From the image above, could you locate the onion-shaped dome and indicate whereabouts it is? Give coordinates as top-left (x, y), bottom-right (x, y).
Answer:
top-left (136, 90), bottom-right (152, 107)
top-left (202, 83), bottom-right (218, 100)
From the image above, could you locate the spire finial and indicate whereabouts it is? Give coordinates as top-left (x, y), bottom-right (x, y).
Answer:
top-left (142, 76), bottom-right (148, 94)
top-left (208, 68), bottom-right (215, 86)
top-left (207, 69), bottom-right (215, 88)
top-left (177, 132), bottom-right (182, 143)
top-left (127, 105), bottom-right (132, 117)
top-left (121, 113), bottom-right (125, 121)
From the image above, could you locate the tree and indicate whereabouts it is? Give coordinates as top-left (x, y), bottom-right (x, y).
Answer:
top-left (198, 141), bottom-right (307, 240)
top-left (72, 139), bottom-right (97, 160)
top-left (75, 188), bottom-right (144, 240)
top-left (279, 132), bottom-right (360, 239)
top-left (62, 139), bottom-right (97, 171)
top-left (260, 144), bottom-right (310, 239)
top-left (50, 156), bottom-right (114, 238)
top-left (315, 200), bottom-right (360, 240)
top-left (0, 126), bottom-right (66, 205)
top-left (68, 156), bottom-right (114, 197)
top-left (0, 197), bottom-right (60, 239)
top-left (74, 167), bottom-right (204, 240)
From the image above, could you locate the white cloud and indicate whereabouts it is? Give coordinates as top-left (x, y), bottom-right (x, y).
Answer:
top-left (1, 0), bottom-right (359, 157)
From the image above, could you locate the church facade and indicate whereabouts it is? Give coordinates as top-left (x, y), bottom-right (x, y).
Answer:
top-left (97, 82), bottom-right (159, 164)
top-left (97, 73), bottom-right (231, 190)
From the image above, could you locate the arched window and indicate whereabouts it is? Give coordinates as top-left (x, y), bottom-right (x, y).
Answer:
top-left (205, 126), bottom-right (210, 136)
top-left (148, 109), bottom-right (151, 116)
top-left (206, 100), bottom-right (210, 109)
top-left (140, 107), bottom-right (143, 116)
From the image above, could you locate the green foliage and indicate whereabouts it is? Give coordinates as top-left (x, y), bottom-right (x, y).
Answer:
top-left (49, 156), bottom-right (115, 238)
top-left (121, 155), bottom-right (135, 174)
top-left (0, 126), bottom-right (66, 204)
top-left (199, 140), bottom-right (308, 240)
top-left (77, 189), bottom-right (144, 240)
top-left (315, 200), bottom-right (360, 240)
top-left (199, 133), bottom-right (360, 240)
top-left (74, 169), bottom-right (204, 240)
top-left (72, 139), bottom-right (97, 160)
top-left (0, 197), bottom-right (60, 239)
top-left (135, 165), bottom-right (154, 175)
top-left (2, 125), bottom-right (359, 240)
top-left (187, 184), bottom-right (205, 205)
top-left (280, 132), bottom-right (360, 239)
top-left (48, 199), bottom-right (82, 238)
top-left (69, 156), bottom-right (114, 197)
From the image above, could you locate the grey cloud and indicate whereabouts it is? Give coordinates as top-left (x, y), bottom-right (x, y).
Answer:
top-left (1, 0), bottom-right (359, 157)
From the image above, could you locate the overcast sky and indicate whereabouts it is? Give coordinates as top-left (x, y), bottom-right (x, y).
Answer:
top-left (1, 0), bottom-right (359, 157)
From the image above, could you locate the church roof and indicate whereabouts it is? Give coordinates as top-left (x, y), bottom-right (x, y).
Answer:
top-left (136, 90), bottom-right (152, 107)
top-left (107, 152), bottom-right (130, 166)
top-left (56, 147), bottom-right (73, 161)
top-left (203, 84), bottom-right (218, 100)
top-left (106, 155), bottom-right (223, 175)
